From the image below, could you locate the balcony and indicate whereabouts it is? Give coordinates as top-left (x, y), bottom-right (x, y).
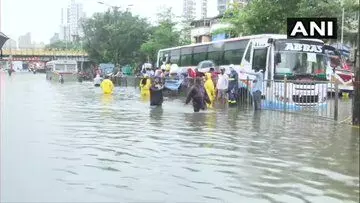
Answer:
top-left (190, 27), bottom-right (211, 38)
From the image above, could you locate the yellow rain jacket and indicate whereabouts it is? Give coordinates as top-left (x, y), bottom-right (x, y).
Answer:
top-left (140, 77), bottom-right (151, 97)
top-left (165, 64), bottom-right (171, 72)
top-left (204, 73), bottom-right (215, 108)
top-left (100, 79), bottom-right (114, 94)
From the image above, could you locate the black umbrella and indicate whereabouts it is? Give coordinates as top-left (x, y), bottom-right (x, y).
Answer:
top-left (0, 32), bottom-right (9, 49)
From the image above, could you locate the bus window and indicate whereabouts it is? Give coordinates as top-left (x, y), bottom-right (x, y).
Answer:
top-left (252, 48), bottom-right (267, 71)
top-left (55, 64), bottom-right (65, 71)
top-left (180, 47), bottom-right (193, 66)
top-left (223, 40), bottom-right (249, 64)
top-left (245, 42), bottom-right (252, 62)
top-left (170, 49), bottom-right (180, 64)
top-left (224, 50), bottom-right (244, 64)
top-left (208, 43), bottom-right (224, 65)
top-left (161, 51), bottom-right (170, 64)
top-left (193, 45), bottom-right (208, 66)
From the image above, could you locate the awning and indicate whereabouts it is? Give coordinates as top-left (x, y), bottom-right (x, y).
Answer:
top-left (0, 32), bottom-right (10, 49)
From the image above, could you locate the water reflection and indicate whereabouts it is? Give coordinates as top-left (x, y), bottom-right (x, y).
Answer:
top-left (1, 73), bottom-right (359, 203)
top-left (205, 111), bottom-right (217, 130)
top-left (149, 106), bottom-right (163, 128)
top-left (251, 111), bottom-right (262, 134)
top-left (101, 94), bottom-right (114, 105)
top-left (184, 112), bottom-right (207, 132)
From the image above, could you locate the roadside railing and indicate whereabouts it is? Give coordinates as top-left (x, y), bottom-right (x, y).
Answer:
top-left (108, 76), bottom-right (352, 121)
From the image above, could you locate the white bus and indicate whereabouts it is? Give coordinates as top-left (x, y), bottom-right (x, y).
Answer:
top-left (45, 60), bottom-right (78, 82)
top-left (157, 34), bottom-right (329, 107)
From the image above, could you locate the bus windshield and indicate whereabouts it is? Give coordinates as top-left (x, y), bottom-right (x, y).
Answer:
top-left (274, 40), bottom-right (326, 76)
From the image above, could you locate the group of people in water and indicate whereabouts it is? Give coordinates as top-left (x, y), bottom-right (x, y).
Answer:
top-left (137, 63), bottom-right (263, 112)
top-left (91, 61), bottom-right (264, 112)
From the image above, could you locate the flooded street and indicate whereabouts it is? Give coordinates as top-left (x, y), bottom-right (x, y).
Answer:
top-left (1, 73), bottom-right (359, 203)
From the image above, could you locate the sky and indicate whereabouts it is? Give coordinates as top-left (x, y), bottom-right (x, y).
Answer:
top-left (1, 0), bottom-right (218, 44)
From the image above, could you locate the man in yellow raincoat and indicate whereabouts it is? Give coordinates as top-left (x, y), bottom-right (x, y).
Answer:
top-left (140, 74), bottom-right (151, 100)
top-left (100, 75), bottom-right (114, 94)
top-left (204, 73), bottom-right (215, 108)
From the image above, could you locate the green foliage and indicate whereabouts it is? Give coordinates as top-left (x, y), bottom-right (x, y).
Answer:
top-left (140, 8), bottom-right (181, 63)
top-left (45, 40), bottom-right (82, 50)
top-left (81, 7), bottom-right (184, 66)
top-left (82, 9), bottom-right (150, 65)
top-left (220, 0), bottom-right (359, 44)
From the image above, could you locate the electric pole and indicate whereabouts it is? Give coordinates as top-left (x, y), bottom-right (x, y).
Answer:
top-left (353, 11), bottom-right (360, 126)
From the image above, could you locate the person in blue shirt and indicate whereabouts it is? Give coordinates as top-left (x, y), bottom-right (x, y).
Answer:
top-left (240, 68), bottom-right (264, 110)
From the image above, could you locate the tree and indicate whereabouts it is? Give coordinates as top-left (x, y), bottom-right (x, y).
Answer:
top-left (82, 9), bottom-right (150, 65)
top-left (45, 40), bottom-right (82, 50)
top-left (140, 8), bottom-right (181, 65)
top-left (219, 0), bottom-right (358, 44)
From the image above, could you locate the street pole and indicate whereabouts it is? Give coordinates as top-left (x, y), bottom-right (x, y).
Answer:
top-left (353, 11), bottom-right (360, 126)
top-left (341, 7), bottom-right (344, 44)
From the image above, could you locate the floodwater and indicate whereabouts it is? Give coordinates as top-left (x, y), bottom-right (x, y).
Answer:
top-left (1, 72), bottom-right (359, 203)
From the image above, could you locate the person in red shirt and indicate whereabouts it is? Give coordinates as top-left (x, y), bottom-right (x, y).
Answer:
top-left (195, 68), bottom-right (205, 78)
top-left (187, 68), bottom-right (196, 78)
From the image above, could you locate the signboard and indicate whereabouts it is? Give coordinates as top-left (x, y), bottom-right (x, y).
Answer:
top-left (212, 33), bottom-right (228, 41)
top-left (275, 40), bottom-right (324, 53)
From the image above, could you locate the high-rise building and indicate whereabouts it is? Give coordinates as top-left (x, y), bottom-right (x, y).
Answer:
top-left (18, 33), bottom-right (32, 49)
top-left (217, 0), bottom-right (227, 15)
top-left (59, 0), bottom-right (85, 41)
top-left (68, 0), bottom-right (85, 40)
top-left (201, 0), bottom-right (208, 19)
top-left (3, 39), bottom-right (17, 50)
top-left (217, 0), bottom-right (248, 15)
top-left (59, 25), bottom-right (70, 41)
top-left (183, 0), bottom-right (196, 21)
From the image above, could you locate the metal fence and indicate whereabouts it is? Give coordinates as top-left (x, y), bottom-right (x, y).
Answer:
top-left (257, 79), bottom-right (344, 121)
top-left (109, 76), bottom-right (352, 121)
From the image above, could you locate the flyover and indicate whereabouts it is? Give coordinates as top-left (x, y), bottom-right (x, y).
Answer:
top-left (1, 49), bottom-right (89, 62)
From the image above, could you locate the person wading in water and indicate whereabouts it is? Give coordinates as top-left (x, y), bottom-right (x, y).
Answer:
top-left (100, 75), bottom-right (114, 95)
top-left (185, 78), bottom-right (211, 112)
top-left (150, 77), bottom-right (164, 108)
top-left (240, 68), bottom-right (264, 110)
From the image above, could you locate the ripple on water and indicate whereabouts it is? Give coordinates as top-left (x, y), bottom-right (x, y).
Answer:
top-left (1, 74), bottom-right (359, 203)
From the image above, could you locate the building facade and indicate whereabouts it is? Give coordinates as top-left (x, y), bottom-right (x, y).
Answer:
top-left (217, 0), bottom-right (248, 15)
top-left (18, 33), bottom-right (32, 49)
top-left (201, 0), bottom-right (208, 19)
top-left (59, 0), bottom-right (85, 41)
top-left (183, 0), bottom-right (196, 21)
top-left (190, 15), bottom-right (233, 44)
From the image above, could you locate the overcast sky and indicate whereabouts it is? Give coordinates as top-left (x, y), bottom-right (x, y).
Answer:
top-left (1, 0), bottom-right (218, 44)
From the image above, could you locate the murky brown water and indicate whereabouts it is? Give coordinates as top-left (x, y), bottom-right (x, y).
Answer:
top-left (1, 72), bottom-right (359, 202)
